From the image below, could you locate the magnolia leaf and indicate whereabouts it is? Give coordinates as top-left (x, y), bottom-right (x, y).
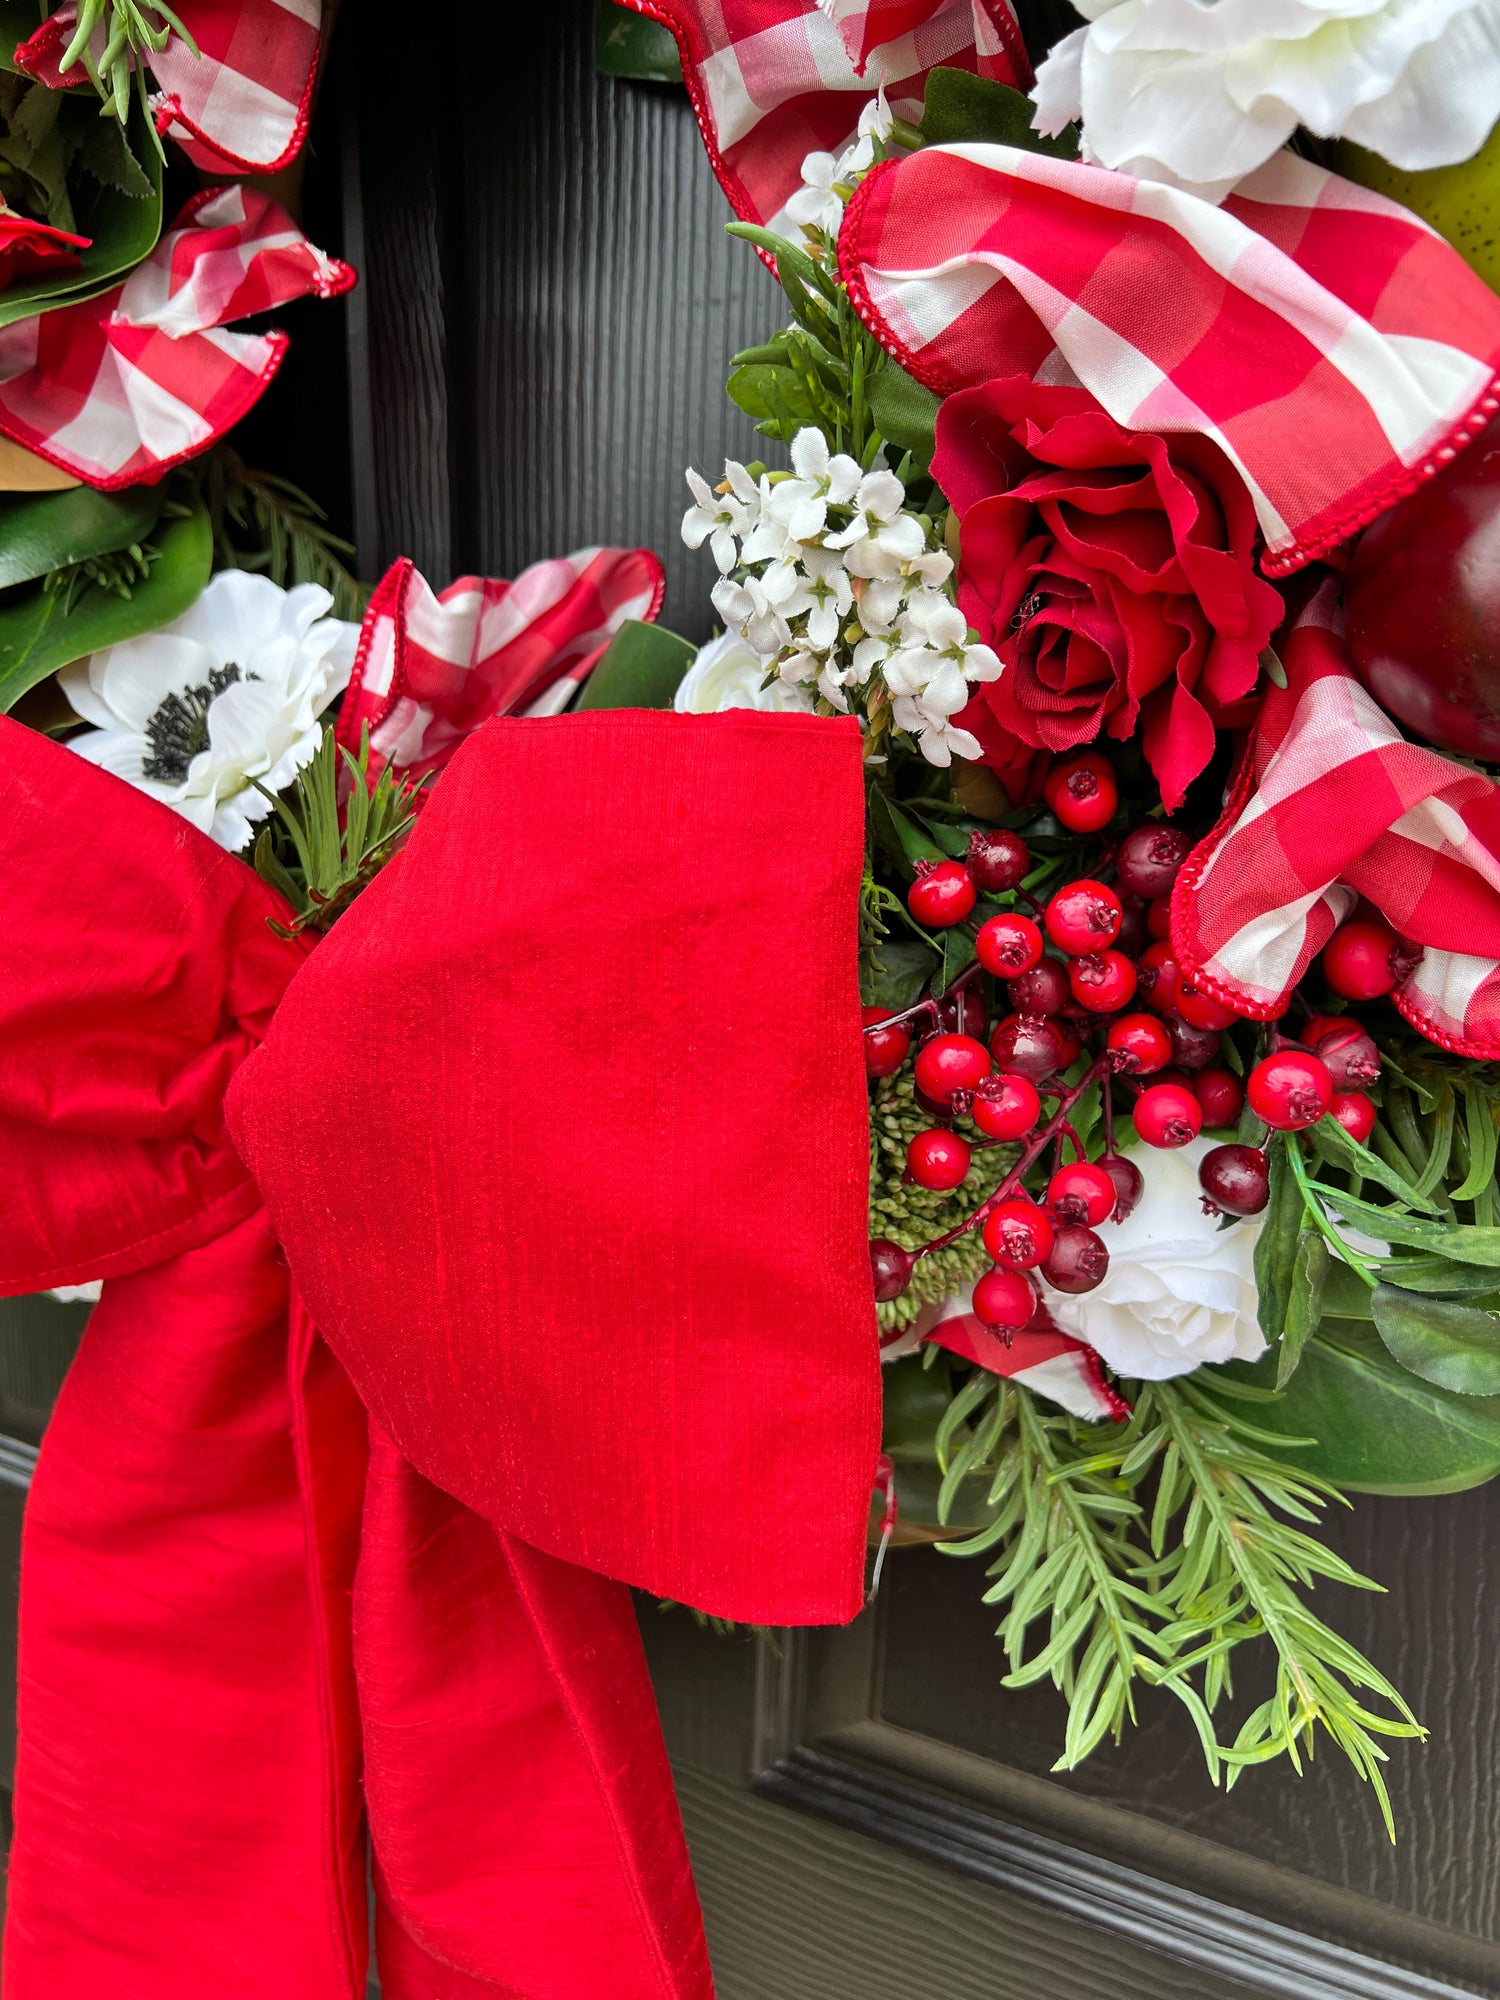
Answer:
top-left (1276, 1228), bottom-right (1329, 1388)
top-left (919, 67), bottom-right (1079, 158)
top-left (0, 485), bottom-right (160, 591)
top-left (573, 619), bottom-right (695, 711)
top-left (868, 364), bottom-right (941, 475)
top-left (596, 1), bottom-right (682, 83)
top-left (861, 938), bottom-right (937, 1010)
top-left (1254, 1135), bottom-right (1302, 1345)
top-left (1325, 1187), bottom-right (1500, 1266)
top-left (0, 498), bottom-right (211, 712)
top-left (1370, 1285), bottom-right (1500, 1396)
top-left (1223, 1320), bottom-right (1500, 1495)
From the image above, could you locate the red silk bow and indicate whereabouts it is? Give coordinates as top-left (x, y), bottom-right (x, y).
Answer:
top-left (0, 704), bottom-right (879, 1995)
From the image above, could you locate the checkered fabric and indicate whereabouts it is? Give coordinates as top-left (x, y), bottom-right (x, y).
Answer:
top-left (0, 185), bottom-right (352, 489)
top-left (335, 551), bottom-right (669, 783)
top-left (619, 0), bottom-right (1027, 236)
top-left (16, 0), bottom-right (320, 174)
top-left (921, 1289), bottom-right (1130, 1421)
top-left (840, 145), bottom-right (1500, 575)
top-left (1174, 581), bottom-right (1500, 1060)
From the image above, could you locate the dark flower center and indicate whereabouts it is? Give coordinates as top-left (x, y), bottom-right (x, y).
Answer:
top-left (142, 663), bottom-right (244, 783)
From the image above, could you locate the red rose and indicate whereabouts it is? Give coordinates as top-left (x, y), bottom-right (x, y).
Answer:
top-left (932, 377), bottom-right (1284, 812)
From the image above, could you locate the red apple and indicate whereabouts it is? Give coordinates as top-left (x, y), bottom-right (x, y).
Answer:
top-left (1345, 414), bottom-right (1500, 760)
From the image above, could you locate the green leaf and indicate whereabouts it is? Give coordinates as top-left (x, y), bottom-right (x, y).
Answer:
top-left (1221, 1321), bottom-right (1500, 1494)
top-left (1370, 1285), bottom-right (1500, 1396)
top-left (1276, 1228), bottom-right (1329, 1388)
top-left (867, 364), bottom-right (941, 476)
top-left (0, 0), bottom-right (39, 69)
top-left (1453, 1086), bottom-right (1499, 1204)
top-left (0, 485), bottom-right (160, 591)
top-left (595, 0), bottom-right (682, 83)
top-left (939, 926), bottom-right (977, 992)
top-left (573, 620), bottom-right (695, 710)
top-left (919, 66), bottom-right (1079, 158)
top-left (725, 362), bottom-right (819, 427)
top-left (1322, 1187), bottom-right (1500, 1266)
top-left (0, 495), bottom-right (211, 712)
top-left (885, 798), bottom-right (948, 867)
top-left (860, 937), bottom-right (936, 1010)
top-left (1253, 1135), bottom-right (1302, 1345)
top-left (1376, 1254), bottom-right (1500, 1297)
top-left (1307, 1111), bottom-right (1440, 1213)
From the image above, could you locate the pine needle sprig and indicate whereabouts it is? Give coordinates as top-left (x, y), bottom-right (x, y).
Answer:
top-left (252, 725), bottom-right (424, 937)
top-left (197, 448), bottom-right (368, 623)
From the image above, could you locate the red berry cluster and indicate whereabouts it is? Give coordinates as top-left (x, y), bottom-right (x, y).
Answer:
top-left (866, 753), bottom-right (1395, 1338)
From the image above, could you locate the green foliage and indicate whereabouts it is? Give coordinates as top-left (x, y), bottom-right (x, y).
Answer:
top-left (865, 365), bottom-right (940, 476)
top-left (1368, 1285), bottom-right (1500, 1396)
top-left (869, 1069), bottom-right (994, 1330)
top-left (918, 66), bottom-right (1079, 158)
top-left (596, 1), bottom-right (682, 84)
top-left (56, 0), bottom-right (197, 152)
top-left (573, 618), bottom-right (695, 710)
top-left (196, 448), bottom-right (368, 623)
top-left (251, 727), bottom-right (424, 937)
top-left (0, 484), bottom-right (159, 591)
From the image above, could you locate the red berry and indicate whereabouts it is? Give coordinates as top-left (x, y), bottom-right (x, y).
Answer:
top-left (1302, 1013), bottom-right (1350, 1047)
top-left (1045, 752), bottom-right (1118, 833)
top-left (1115, 824), bottom-right (1191, 900)
top-left (1330, 1091), bottom-right (1377, 1142)
top-left (1147, 895), bottom-right (1173, 940)
top-left (1134, 1082), bottom-right (1203, 1149)
top-left (1107, 1012), bottom-right (1173, 1075)
top-left (982, 1198), bottom-right (1056, 1271)
top-left (906, 1128), bottom-right (972, 1190)
top-left (973, 1266), bottom-right (1039, 1333)
top-left (1114, 895), bottom-right (1150, 957)
top-left (1069, 949), bottom-right (1138, 1013)
top-left (1098, 1152), bottom-right (1145, 1221)
top-left (1246, 1051), bottom-right (1333, 1132)
top-left (935, 983), bottom-right (986, 1041)
top-left (1042, 1224), bottom-right (1110, 1293)
top-left (1008, 958), bottom-right (1070, 1016)
top-left (967, 829), bottom-right (1030, 894)
top-left (990, 1013), bottom-right (1066, 1081)
top-left (1138, 941), bottom-right (1182, 1016)
top-left (971, 1071), bottom-right (1042, 1141)
top-left (1322, 919), bottom-right (1400, 1001)
top-left (1193, 1067), bottom-right (1244, 1127)
top-left (1045, 879), bottom-right (1123, 956)
top-left (908, 859), bottom-right (976, 928)
top-left (1176, 981), bottom-right (1241, 1032)
top-left (1313, 1022), bottom-right (1381, 1090)
top-left (861, 1005), bottom-right (911, 1079)
top-left (1198, 1144), bottom-right (1270, 1217)
top-left (914, 1033), bottom-right (991, 1104)
top-left (976, 912), bottom-right (1044, 977)
top-left (1166, 1014), bottom-right (1220, 1072)
top-left (870, 1238), bottom-right (916, 1301)
top-left (1047, 1161), bottom-right (1117, 1227)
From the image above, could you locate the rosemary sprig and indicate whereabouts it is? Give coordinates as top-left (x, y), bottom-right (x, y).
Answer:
top-left (251, 725), bottom-right (423, 937)
top-left (197, 448), bottom-right (368, 624)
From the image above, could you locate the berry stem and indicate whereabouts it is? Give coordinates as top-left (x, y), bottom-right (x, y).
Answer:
top-left (861, 957), bottom-right (984, 1037)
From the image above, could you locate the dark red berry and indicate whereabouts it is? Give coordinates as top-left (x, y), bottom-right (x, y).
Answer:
top-left (908, 859), bottom-right (976, 929)
top-left (1115, 894), bottom-right (1150, 957)
top-left (973, 1266), bottom-right (1038, 1333)
top-left (1042, 1224), bottom-right (1110, 1293)
top-left (1166, 1014), bottom-right (1220, 1071)
top-left (1008, 957), bottom-right (1070, 1016)
top-left (861, 1005), bottom-right (911, 1079)
top-left (1322, 919), bottom-right (1399, 1001)
top-left (1115, 824), bottom-right (1191, 900)
top-left (1098, 1152), bottom-right (1145, 1221)
top-left (1147, 895), bottom-right (1173, 940)
top-left (1330, 1091), bottom-right (1377, 1142)
top-left (1134, 1082), bottom-right (1203, 1149)
top-left (914, 1032), bottom-right (991, 1103)
top-left (1045, 752), bottom-right (1118, 834)
top-left (1197, 1143), bottom-right (1270, 1217)
top-left (982, 1198), bottom-right (1056, 1271)
top-left (1176, 981), bottom-right (1241, 1032)
top-left (906, 1128), bottom-right (972, 1190)
top-left (1138, 940), bottom-right (1182, 1016)
top-left (1045, 879), bottom-right (1123, 956)
top-left (1107, 1012), bottom-right (1173, 1074)
top-left (990, 1013), bottom-right (1066, 1081)
top-left (1193, 1067), bottom-right (1244, 1127)
top-left (870, 1238), bottom-right (916, 1301)
top-left (936, 983), bottom-right (986, 1040)
top-left (1069, 948), bottom-right (1138, 1014)
top-left (1301, 1013), bottom-right (1349, 1046)
top-left (976, 912), bottom-right (1043, 977)
top-left (967, 828), bottom-right (1030, 894)
top-left (1312, 1021), bottom-right (1381, 1090)
top-left (971, 1071), bottom-right (1041, 1141)
top-left (1047, 1161), bottom-right (1117, 1227)
top-left (1246, 1051), bottom-right (1333, 1132)
top-left (1051, 1021), bottom-right (1084, 1071)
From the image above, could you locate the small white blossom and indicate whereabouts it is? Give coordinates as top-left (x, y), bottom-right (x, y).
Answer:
top-left (784, 151), bottom-right (846, 235)
top-left (767, 429), bottom-right (863, 542)
top-left (682, 466), bottom-right (756, 574)
top-left (711, 574), bottom-right (789, 658)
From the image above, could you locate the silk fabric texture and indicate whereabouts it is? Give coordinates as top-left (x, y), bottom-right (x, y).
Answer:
top-left (0, 707), bottom-right (880, 1997)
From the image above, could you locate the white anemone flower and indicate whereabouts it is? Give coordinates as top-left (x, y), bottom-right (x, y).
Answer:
top-left (682, 462), bottom-right (758, 573)
top-left (58, 571), bottom-right (358, 853)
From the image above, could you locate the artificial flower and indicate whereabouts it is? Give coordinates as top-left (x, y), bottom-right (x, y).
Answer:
top-left (784, 89), bottom-right (895, 232)
top-left (1032, 0), bottom-right (1500, 203)
top-left (682, 462), bottom-right (758, 573)
top-left (1044, 1138), bottom-right (1267, 1380)
top-left (673, 632), bottom-right (815, 713)
top-left (933, 374), bottom-right (1282, 811)
top-left (59, 571), bottom-right (358, 852)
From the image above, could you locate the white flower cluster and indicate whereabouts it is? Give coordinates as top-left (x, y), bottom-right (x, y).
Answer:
top-left (682, 427), bottom-right (1001, 767)
top-left (782, 90), bottom-right (894, 235)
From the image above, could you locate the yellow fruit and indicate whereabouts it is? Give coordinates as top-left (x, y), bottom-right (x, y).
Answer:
top-left (1334, 128), bottom-right (1500, 294)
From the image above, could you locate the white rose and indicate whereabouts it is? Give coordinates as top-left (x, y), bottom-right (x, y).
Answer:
top-left (1032, 0), bottom-right (1500, 203)
top-left (673, 633), bottom-right (815, 715)
top-left (1044, 1137), bottom-right (1267, 1380)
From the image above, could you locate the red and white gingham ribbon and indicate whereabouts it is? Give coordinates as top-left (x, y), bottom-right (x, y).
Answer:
top-left (1174, 582), bottom-right (1500, 1060)
top-left (335, 551), bottom-right (668, 783)
top-left (17, 0), bottom-right (321, 174)
top-left (891, 1285), bottom-right (1129, 1421)
top-left (620, 0), bottom-right (1027, 236)
top-left (839, 144), bottom-right (1500, 575)
top-left (0, 185), bottom-right (352, 488)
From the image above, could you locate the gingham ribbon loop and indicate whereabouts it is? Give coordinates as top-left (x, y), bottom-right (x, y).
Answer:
top-left (839, 144), bottom-right (1500, 575)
